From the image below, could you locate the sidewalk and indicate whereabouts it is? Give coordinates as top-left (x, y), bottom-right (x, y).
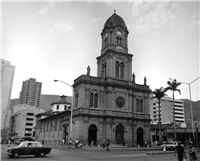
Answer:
top-left (45, 143), bottom-right (200, 156)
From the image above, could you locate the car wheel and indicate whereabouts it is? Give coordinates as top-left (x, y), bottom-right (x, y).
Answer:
top-left (13, 152), bottom-right (19, 158)
top-left (40, 152), bottom-right (46, 157)
top-left (8, 155), bottom-right (13, 158)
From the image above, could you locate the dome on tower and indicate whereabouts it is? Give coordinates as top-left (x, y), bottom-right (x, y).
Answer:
top-left (104, 12), bottom-right (127, 29)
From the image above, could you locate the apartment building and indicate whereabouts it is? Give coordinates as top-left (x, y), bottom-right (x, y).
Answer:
top-left (19, 78), bottom-right (42, 107)
top-left (151, 97), bottom-right (185, 125)
top-left (1, 59), bottom-right (15, 129)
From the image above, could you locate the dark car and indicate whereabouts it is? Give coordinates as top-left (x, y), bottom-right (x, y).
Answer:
top-left (6, 141), bottom-right (51, 158)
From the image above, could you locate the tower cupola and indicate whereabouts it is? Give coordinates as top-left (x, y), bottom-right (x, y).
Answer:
top-left (101, 11), bottom-right (129, 55)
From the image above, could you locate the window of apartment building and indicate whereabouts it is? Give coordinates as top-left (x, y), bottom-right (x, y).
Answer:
top-left (26, 123), bottom-right (33, 126)
top-left (25, 128), bottom-right (32, 131)
top-left (26, 118), bottom-right (34, 121)
top-left (25, 133), bottom-right (31, 137)
top-left (27, 113), bottom-right (34, 116)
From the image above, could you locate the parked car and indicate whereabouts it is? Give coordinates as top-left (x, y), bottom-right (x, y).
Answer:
top-left (161, 142), bottom-right (184, 151)
top-left (6, 141), bottom-right (51, 158)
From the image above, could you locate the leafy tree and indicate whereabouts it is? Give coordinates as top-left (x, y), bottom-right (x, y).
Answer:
top-left (165, 78), bottom-right (181, 141)
top-left (153, 87), bottom-right (166, 144)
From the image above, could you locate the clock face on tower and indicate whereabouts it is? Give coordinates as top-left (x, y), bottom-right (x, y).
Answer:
top-left (116, 96), bottom-right (125, 108)
top-left (117, 31), bottom-right (121, 36)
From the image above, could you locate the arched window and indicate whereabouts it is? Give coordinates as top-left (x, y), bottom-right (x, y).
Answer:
top-left (136, 97), bottom-right (143, 113)
top-left (117, 37), bottom-right (120, 45)
top-left (94, 93), bottom-right (98, 108)
top-left (120, 62), bottom-right (124, 79)
top-left (110, 32), bottom-right (113, 44)
top-left (75, 93), bottom-right (79, 108)
top-left (140, 99), bottom-right (143, 113)
top-left (90, 93), bottom-right (94, 107)
top-left (136, 99), bottom-right (139, 112)
top-left (104, 38), bottom-right (108, 47)
top-left (90, 90), bottom-right (98, 108)
top-left (116, 61), bottom-right (120, 78)
top-left (117, 37), bottom-right (123, 46)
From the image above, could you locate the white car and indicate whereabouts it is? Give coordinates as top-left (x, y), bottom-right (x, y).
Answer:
top-left (161, 142), bottom-right (184, 151)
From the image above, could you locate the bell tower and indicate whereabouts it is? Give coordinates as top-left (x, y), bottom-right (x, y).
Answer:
top-left (97, 11), bottom-right (133, 81)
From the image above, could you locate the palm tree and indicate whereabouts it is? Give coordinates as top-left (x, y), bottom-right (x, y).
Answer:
top-left (165, 78), bottom-right (181, 142)
top-left (153, 87), bottom-right (166, 144)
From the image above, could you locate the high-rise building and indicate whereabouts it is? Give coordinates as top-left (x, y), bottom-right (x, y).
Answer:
top-left (1, 59), bottom-right (15, 129)
top-left (151, 96), bottom-right (185, 125)
top-left (19, 78), bottom-right (42, 107)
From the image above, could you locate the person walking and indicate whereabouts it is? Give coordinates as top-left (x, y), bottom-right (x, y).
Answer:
top-left (188, 143), bottom-right (198, 161)
top-left (106, 139), bottom-right (110, 151)
top-left (102, 139), bottom-right (105, 148)
top-left (7, 139), bottom-right (11, 147)
top-left (75, 139), bottom-right (79, 148)
top-left (123, 139), bottom-right (126, 147)
top-left (62, 138), bottom-right (65, 146)
top-left (68, 138), bottom-right (72, 148)
top-left (174, 142), bottom-right (185, 161)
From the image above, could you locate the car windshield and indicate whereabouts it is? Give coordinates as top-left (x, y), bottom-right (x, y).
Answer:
top-left (18, 142), bottom-right (26, 147)
top-left (18, 142), bottom-right (43, 147)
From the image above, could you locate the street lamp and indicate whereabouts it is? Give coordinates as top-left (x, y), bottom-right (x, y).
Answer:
top-left (54, 80), bottom-right (73, 139)
top-left (180, 77), bottom-right (200, 147)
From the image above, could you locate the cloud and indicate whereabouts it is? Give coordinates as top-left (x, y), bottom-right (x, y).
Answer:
top-left (131, 1), bottom-right (181, 33)
top-left (189, 15), bottom-right (199, 28)
top-left (53, 22), bottom-right (74, 32)
top-left (39, 2), bottom-right (55, 16)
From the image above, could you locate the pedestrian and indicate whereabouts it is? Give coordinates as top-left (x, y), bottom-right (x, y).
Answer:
top-left (102, 139), bottom-right (105, 148)
top-left (174, 142), bottom-right (185, 161)
top-left (188, 143), bottom-right (198, 161)
top-left (8, 139), bottom-right (11, 147)
top-left (75, 139), bottom-right (78, 148)
top-left (68, 138), bottom-right (72, 148)
top-left (62, 138), bottom-right (65, 146)
top-left (106, 139), bottom-right (110, 151)
top-left (123, 139), bottom-right (126, 147)
top-left (90, 140), bottom-right (94, 147)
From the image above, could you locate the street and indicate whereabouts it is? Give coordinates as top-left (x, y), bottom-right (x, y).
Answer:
top-left (1, 144), bottom-right (200, 161)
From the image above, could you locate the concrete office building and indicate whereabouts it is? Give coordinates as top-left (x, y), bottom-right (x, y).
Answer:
top-left (151, 97), bottom-right (185, 126)
top-left (19, 78), bottom-right (42, 107)
top-left (10, 104), bottom-right (45, 138)
top-left (1, 59), bottom-right (15, 129)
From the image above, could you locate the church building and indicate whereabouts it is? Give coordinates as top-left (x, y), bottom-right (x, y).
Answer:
top-left (71, 12), bottom-right (152, 147)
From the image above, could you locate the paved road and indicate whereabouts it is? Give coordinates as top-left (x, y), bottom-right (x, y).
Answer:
top-left (1, 144), bottom-right (200, 161)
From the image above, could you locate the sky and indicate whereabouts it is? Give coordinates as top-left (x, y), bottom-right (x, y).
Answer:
top-left (1, 0), bottom-right (200, 101)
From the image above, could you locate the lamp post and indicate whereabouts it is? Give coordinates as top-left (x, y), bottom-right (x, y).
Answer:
top-left (180, 77), bottom-right (200, 147)
top-left (54, 80), bottom-right (73, 139)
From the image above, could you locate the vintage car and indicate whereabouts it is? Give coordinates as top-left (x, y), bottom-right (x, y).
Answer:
top-left (6, 141), bottom-right (51, 158)
top-left (161, 142), bottom-right (184, 150)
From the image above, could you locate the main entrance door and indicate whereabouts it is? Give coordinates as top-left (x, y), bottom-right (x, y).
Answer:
top-left (88, 125), bottom-right (97, 145)
top-left (115, 124), bottom-right (124, 144)
top-left (137, 128), bottom-right (144, 146)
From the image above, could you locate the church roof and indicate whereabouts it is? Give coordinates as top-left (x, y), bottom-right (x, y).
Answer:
top-left (50, 95), bottom-right (71, 105)
top-left (104, 12), bottom-right (127, 29)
